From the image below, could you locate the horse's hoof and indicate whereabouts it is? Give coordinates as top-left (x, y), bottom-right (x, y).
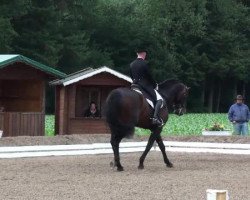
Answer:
top-left (167, 162), bottom-right (173, 168)
top-left (117, 166), bottom-right (124, 171)
top-left (138, 165), bottom-right (144, 170)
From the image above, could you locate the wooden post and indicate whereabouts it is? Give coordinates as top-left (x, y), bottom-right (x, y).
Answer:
top-left (206, 189), bottom-right (229, 200)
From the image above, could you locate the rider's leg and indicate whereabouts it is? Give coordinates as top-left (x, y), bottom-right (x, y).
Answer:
top-left (152, 99), bottom-right (163, 126)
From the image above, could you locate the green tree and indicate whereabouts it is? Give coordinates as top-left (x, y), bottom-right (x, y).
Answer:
top-left (56, 0), bottom-right (113, 73)
top-left (199, 0), bottom-right (249, 112)
top-left (11, 0), bottom-right (61, 66)
top-left (0, 17), bottom-right (16, 52)
top-left (0, 0), bottom-right (28, 52)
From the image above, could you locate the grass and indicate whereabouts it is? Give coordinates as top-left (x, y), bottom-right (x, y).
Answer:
top-left (45, 113), bottom-right (232, 136)
top-left (45, 115), bottom-right (55, 136)
top-left (136, 113), bottom-right (232, 136)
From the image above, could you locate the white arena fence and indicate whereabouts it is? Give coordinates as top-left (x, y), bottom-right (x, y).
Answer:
top-left (0, 141), bottom-right (250, 159)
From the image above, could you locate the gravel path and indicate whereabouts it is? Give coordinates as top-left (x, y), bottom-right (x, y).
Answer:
top-left (0, 152), bottom-right (249, 200)
top-left (0, 134), bottom-right (249, 200)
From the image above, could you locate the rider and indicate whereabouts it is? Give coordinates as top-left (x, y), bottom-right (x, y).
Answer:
top-left (130, 46), bottom-right (163, 126)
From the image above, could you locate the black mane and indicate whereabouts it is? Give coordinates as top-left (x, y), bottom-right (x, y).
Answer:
top-left (158, 79), bottom-right (180, 90)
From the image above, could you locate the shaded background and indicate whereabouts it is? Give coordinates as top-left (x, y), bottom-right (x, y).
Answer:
top-left (0, 0), bottom-right (249, 113)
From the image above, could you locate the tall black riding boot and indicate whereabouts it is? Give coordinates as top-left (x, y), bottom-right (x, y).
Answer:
top-left (152, 99), bottom-right (163, 126)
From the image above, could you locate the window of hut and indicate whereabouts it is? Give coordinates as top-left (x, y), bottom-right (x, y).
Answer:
top-left (75, 86), bottom-right (101, 117)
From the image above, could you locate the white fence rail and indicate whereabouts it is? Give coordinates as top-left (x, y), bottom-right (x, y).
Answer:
top-left (0, 141), bottom-right (250, 158)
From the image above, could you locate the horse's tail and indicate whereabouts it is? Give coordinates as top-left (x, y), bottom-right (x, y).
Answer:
top-left (105, 89), bottom-right (135, 138)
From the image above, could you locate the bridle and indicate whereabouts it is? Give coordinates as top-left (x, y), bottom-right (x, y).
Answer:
top-left (173, 103), bottom-right (185, 115)
top-left (173, 85), bottom-right (189, 115)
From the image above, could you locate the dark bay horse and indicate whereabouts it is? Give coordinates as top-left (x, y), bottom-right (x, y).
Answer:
top-left (105, 79), bottom-right (189, 171)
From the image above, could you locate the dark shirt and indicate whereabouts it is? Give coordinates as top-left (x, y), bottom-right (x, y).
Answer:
top-left (228, 103), bottom-right (250, 123)
top-left (130, 58), bottom-right (156, 88)
top-left (84, 109), bottom-right (100, 118)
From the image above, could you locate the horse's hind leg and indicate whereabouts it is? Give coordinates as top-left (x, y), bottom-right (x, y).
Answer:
top-left (138, 133), bottom-right (157, 169)
top-left (110, 135), bottom-right (123, 171)
top-left (155, 134), bottom-right (173, 168)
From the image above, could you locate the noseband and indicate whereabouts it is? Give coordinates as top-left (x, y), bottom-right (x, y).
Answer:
top-left (173, 104), bottom-right (185, 115)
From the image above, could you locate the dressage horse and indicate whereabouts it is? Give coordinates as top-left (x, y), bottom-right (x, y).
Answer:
top-left (105, 79), bottom-right (189, 171)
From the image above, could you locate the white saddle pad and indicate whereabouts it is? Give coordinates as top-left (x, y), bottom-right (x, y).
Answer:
top-left (133, 88), bottom-right (163, 109)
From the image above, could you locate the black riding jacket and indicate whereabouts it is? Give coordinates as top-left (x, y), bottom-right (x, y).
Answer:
top-left (130, 58), bottom-right (157, 101)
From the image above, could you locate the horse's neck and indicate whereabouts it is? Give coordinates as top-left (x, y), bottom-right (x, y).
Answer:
top-left (164, 91), bottom-right (175, 107)
top-left (159, 84), bottom-right (180, 106)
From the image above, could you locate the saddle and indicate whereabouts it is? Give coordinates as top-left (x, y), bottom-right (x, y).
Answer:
top-left (131, 84), bottom-right (163, 108)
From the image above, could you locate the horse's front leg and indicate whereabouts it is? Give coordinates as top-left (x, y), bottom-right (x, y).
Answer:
top-left (155, 134), bottom-right (173, 168)
top-left (138, 133), bottom-right (157, 169)
top-left (110, 136), bottom-right (123, 171)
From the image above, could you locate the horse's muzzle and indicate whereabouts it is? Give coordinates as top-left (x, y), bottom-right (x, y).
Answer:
top-left (173, 107), bottom-right (185, 116)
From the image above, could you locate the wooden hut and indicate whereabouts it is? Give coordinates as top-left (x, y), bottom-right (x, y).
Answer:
top-left (50, 66), bottom-right (132, 135)
top-left (0, 55), bottom-right (66, 137)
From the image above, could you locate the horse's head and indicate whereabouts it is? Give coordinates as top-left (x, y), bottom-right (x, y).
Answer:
top-left (172, 84), bottom-right (189, 115)
top-left (159, 80), bottom-right (190, 116)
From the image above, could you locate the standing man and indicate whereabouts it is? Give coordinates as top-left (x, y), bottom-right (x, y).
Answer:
top-left (228, 95), bottom-right (250, 135)
top-left (130, 47), bottom-right (163, 126)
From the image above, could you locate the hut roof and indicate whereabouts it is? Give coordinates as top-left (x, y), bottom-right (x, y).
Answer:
top-left (50, 66), bottom-right (132, 86)
top-left (0, 54), bottom-right (66, 78)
